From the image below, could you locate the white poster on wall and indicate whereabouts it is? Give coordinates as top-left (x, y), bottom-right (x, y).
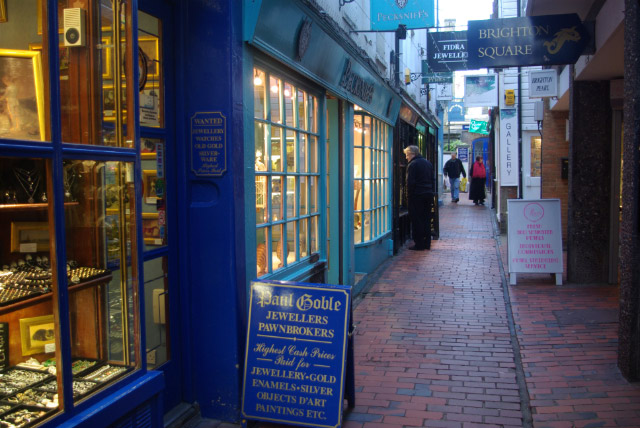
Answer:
top-left (507, 199), bottom-right (563, 285)
top-left (436, 83), bottom-right (453, 100)
top-left (464, 74), bottom-right (497, 107)
top-left (500, 109), bottom-right (519, 186)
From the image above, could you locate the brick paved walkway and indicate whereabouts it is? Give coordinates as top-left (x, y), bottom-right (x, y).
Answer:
top-left (191, 195), bottom-right (640, 428)
top-left (343, 195), bottom-right (640, 428)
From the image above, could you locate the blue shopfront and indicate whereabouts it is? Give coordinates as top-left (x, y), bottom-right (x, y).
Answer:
top-left (0, 0), bottom-right (404, 426)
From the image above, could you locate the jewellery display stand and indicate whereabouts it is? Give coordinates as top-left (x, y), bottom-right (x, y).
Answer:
top-left (0, 157), bottom-right (133, 423)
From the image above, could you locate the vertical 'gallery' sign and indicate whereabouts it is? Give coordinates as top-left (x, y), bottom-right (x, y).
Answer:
top-left (500, 109), bottom-right (519, 186)
top-left (242, 281), bottom-right (351, 428)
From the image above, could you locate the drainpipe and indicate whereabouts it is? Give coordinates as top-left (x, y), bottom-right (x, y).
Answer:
top-left (517, 0), bottom-right (523, 198)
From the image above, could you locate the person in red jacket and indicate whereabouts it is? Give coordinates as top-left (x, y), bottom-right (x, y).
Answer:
top-left (469, 156), bottom-right (486, 206)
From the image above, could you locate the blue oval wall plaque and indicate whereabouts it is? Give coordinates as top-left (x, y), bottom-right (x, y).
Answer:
top-left (190, 111), bottom-right (227, 177)
top-left (242, 280), bottom-right (351, 428)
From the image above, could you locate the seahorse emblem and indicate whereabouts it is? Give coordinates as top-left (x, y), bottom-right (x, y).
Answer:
top-left (543, 26), bottom-right (581, 54)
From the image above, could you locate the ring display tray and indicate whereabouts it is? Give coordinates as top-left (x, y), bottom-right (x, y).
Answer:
top-left (0, 405), bottom-right (54, 427)
top-left (79, 364), bottom-right (130, 383)
top-left (3, 388), bottom-right (57, 409)
top-left (0, 369), bottom-right (53, 398)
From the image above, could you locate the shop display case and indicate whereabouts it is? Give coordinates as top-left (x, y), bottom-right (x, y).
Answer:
top-left (0, 156), bottom-right (138, 423)
top-left (0, 0), bottom-right (141, 425)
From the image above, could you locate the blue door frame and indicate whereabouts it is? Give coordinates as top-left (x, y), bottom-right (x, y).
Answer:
top-left (137, 0), bottom-right (186, 411)
top-left (472, 137), bottom-right (491, 190)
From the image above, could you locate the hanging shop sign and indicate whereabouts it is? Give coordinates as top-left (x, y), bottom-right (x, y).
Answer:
top-left (467, 14), bottom-right (590, 69)
top-left (469, 119), bottom-right (489, 135)
top-left (529, 69), bottom-right (558, 98)
top-left (242, 280), bottom-right (351, 428)
top-left (421, 62), bottom-right (453, 84)
top-left (499, 109), bottom-right (519, 186)
top-left (190, 111), bottom-right (227, 177)
top-left (370, 0), bottom-right (435, 31)
top-left (507, 199), bottom-right (564, 285)
top-left (427, 30), bottom-right (468, 72)
top-left (422, 72), bottom-right (453, 84)
top-left (464, 74), bottom-right (497, 107)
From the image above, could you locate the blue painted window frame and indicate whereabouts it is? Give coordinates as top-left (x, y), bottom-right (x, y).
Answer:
top-left (0, 0), bottom-right (148, 424)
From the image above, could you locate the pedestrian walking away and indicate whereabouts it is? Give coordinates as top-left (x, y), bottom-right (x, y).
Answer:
top-left (443, 152), bottom-right (466, 203)
top-left (469, 155), bottom-right (486, 205)
top-left (403, 145), bottom-right (434, 251)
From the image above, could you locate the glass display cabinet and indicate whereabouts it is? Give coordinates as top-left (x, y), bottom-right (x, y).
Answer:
top-left (0, 0), bottom-right (141, 425)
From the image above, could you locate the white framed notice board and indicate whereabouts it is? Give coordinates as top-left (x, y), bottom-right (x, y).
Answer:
top-left (507, 199), bottom-right (563, 285)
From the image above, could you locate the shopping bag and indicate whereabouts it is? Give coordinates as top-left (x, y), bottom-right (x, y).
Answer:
top-left (460, 177), bottom-right (468, 192)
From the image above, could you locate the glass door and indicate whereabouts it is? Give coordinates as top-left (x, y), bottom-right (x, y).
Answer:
top-left (137, 0), bottom-right (182, 409)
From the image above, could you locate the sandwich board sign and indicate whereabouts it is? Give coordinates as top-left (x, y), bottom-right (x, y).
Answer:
top-left (507, 199), bottom-right (563, 285)
top-left (242, 280), bottom-right (351, 428)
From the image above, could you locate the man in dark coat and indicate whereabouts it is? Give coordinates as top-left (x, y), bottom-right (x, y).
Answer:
top-left (443, 152), bottom-right (466, 203)
top-left (403, 145), bottom-right (434, 251)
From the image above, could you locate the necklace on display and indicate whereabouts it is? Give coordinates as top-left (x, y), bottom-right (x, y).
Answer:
top-left (14, 167), bottom-right (41, 204)
top-left (63, 167), bottom-right (76, 201)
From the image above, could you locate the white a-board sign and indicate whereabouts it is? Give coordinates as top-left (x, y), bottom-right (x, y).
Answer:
top-left (507, 199), bottom-right (563, 285)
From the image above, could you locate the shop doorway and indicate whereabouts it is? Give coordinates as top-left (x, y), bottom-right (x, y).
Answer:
top-left (138, 0), bottom-right (183, 410)
top-left (522, 130), bottom-right (542, 199)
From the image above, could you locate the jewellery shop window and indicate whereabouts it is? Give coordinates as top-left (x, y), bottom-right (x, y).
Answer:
top-left (253, 68), bottom-right (320, 277)
top-left (353, 111), bottom-right (390, 245)
top-left (1, 0), bottom-right (135, 146)
top-left (0, 2), bottom-right (140, 426)
top-left (0, 157), bottom-right (138, 424)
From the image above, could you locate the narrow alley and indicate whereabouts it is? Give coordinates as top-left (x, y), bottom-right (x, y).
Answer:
top-left (191, 196), bottom-right (640, 428)
top-left (343, 195), bottom-right (640, 428)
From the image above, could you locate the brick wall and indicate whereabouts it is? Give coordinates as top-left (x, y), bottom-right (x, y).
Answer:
top-left (541, 107), bottom-right (569, 246)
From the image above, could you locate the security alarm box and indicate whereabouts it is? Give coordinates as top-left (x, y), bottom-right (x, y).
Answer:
top-left (504, 89), bottom-right (515, 106)
top-left (63, 8), bottom-right (86, 47)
